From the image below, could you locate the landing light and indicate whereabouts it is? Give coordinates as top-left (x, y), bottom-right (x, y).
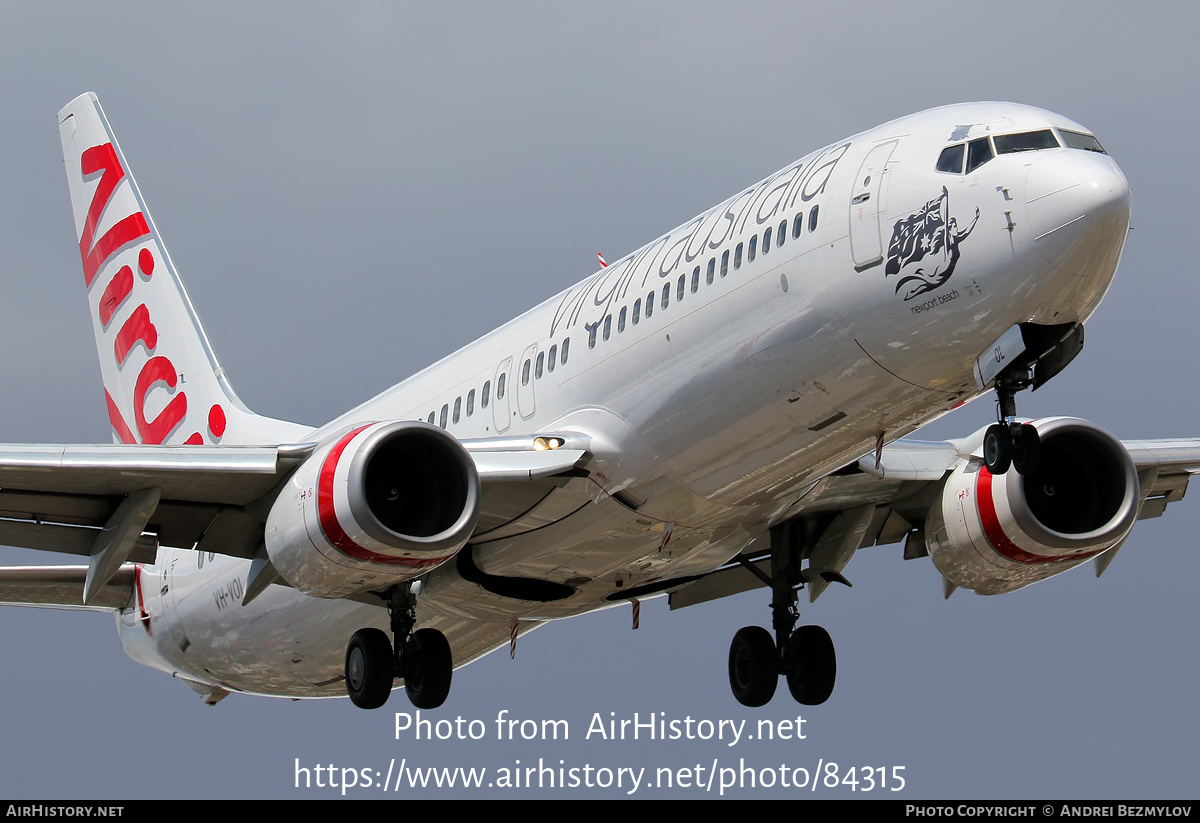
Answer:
top-left (533, 437), bottom-right (564, 451)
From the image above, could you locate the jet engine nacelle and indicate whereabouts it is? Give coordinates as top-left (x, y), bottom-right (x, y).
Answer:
top-left (925, 418), bottom-right (1139, 595)
top-left (266, 421), bottom-right (480, 598)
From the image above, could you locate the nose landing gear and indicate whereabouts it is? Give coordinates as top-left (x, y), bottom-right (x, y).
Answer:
top-left (984, 369), bottom-right (1041, 476)
top-left (980, 321), bottom-right (1085, 476)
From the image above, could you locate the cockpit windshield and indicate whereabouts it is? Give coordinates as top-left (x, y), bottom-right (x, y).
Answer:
top-left (1059, 129), bottom-right (1106, 153)
top-left (936, 143), bottom-right (964, 174)
top-left (994, 130), bottom-right (1059, 154)
top-left (935, 126), bottom-right (1107, 174)
top-left (966, 137), bottom-right (993, 173)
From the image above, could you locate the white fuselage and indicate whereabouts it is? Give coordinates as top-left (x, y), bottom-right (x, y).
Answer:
top-left (117, 102), bottom-right (1133, 698)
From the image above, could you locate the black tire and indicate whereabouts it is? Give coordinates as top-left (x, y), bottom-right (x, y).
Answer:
top-left (1012, 424), bottom-right (1041, 476)
top-left (983, 423), bottom-right (1012, 475)
top-left (784, 625), bottom-right (836, 706)
top-left (728, 626), bottom-right (778, 707)
top-left (404, 628), bottom-right (453, 710)
top-left (345, 628), bottom-right (394, 710)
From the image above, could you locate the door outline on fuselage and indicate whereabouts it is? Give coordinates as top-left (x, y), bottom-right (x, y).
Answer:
top-left (493, 356), bottom-right (513, 433)
top-left (517, 343), bottom-right (537, 420)
top-left (850, 139), bottom-right (899, 269)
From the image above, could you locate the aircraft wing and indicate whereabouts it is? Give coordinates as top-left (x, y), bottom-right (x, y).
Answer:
top-left (668, 431), bottom-right (1200, 610)
top-left (0, 443), bottom-right (316, 563)
top-left (0, 437), bottom-right (588, 606)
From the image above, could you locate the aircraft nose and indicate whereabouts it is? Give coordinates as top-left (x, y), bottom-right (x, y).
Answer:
top-left (1024, 150), bottom-right (1132, 279)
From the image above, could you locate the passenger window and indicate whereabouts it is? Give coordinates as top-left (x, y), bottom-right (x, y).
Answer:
top-left (734, 243), bottom-right (743, 270)
top-left (536, 351), bottom-right (544, 378)
top-left (691, 266), bottom-right (699, 293)
top-left (706, 258), bottom-right (715, 285)
top-left (936, 143), bottom-right (965, 174)
top-left (497, 373), bottom-right (506, 399)
top-left (661, 284), bottom-right (670, 310)
top-left (808, 206), bottom-right (819, 233)
top-left (453, 397), bottom-right (461, 424)
top-left (522, 359), bottom-right (531, 385)
top-left (548, 345), bottom-right (557, 371)
top-left (777, 220), bottom-right (786, 246)
top-left (677, 274), bottom-right (685, 302)
top-left (633, 299), bottom-right (641, 325)
top-left (427, 412), bottom-right (435, 424)
top-left (793, 212), bottom-right (803, 239)
top-left (588, 323), bottom-right (598, 349)
top-left (561, 338), bottom-right (569, 364)
top-left (646, 291), bottom-right (654, 318)
top-left (439, 404), bottom-right (448, 429)
top-left (467, 389), bottom-right (475, 416)
top-left (721, 250), bottom-right (729, 277)
top-left (763, 226), bottom-right (772, 254)
top-left (618, 307), bottom-right (626, 333)
top-left (603, 314), bottom-right (611, 341)
top-left (748, 235), bottom-right (757, 262)
top-left (482, 380), bottom-right (491, 408)
top-left (966, 137), bottom-right (993, 172)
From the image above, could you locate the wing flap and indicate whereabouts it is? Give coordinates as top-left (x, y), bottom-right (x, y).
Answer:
top-left (0, 518), bottom-right (157, 560)
top-left (0, 565), bottom-right (135, 611)
top-left (1123, 438), bottom-right (1200, 519)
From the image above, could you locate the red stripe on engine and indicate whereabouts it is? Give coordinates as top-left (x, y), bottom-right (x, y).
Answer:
top-left (975, 467), bottom-right (1099, 564)
top-left (316, 425), bottom-right (450, 568)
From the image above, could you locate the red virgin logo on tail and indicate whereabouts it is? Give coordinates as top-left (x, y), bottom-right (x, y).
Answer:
top-left (80, 143), bottom-right (224, 446)
top-left (78, 144), bottom-right (150, 288)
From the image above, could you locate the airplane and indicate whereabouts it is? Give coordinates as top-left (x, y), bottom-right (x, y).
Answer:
top-left (0, 92), bottom-right (1194, 712)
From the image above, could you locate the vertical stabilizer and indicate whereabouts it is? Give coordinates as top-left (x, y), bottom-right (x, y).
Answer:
top-left (58, 93), bottom-right (311, 446)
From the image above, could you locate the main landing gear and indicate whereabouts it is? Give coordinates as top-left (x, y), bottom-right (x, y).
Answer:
top-left (345, 582), bottom-right (453, 710)
top-left (727, 520), bottom-right (839, 708)
top-left (728, 624), bottom-right (835, 707)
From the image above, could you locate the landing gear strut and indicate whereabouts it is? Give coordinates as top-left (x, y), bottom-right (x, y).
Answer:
top-left (982, 321), bottom-right (1086, 475)
top-left (344, 582), bottom-right (453, 710)
top-left (984, 367), bottom-right (1040, 476)
top-left (727, 521), bottom-right (838, 707)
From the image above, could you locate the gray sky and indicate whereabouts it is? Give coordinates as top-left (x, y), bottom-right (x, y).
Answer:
top-left (0, 0), bottom-right (1197, 799)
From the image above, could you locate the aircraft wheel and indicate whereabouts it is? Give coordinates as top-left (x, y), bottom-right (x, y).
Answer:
top-left (728, 626), bottom-right (778, 707)
top-left (345, 628), bottom-right (395, 710)
top-left (983, 424), bottom-right (1012, 475)
top-left (784, 625), bottom-right (836, 706)
top-left (404, 628), bottom-right (453, 710)
top-left (1011, 424), bottom-right (1041, 476)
